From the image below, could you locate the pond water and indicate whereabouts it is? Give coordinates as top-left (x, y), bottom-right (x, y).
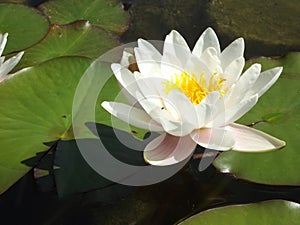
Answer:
top-left (0, 0), bottom-right (299, 224)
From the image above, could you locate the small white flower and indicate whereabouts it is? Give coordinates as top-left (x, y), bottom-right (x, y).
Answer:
top-left (0, 33), bottom-right (24, 79)
top-left (102, 28), bottom-right (285, 166)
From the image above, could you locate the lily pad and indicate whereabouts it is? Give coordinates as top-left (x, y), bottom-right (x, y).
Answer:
top-left (0, 56), bottom-right (92, 194)
top-left (0, 3), bottom-right (49, 54)
top-left (214, 53), bottom-right (300, 185)
top-left (245, 52), bottom-right (300, 78)
top-left (16, 20), bottom-right (119, 70)
top-left (178, 200), bottom-right (300, 225)
top-left (39, 0), bottom-right (129, 34)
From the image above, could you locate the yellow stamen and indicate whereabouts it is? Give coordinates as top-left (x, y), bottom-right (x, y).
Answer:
top-left (163, 71), bottom-right (226, 105)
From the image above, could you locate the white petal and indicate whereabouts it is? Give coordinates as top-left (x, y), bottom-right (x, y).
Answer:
top-left (192, 27), bottom-right (220, 57)
top-left (137, 38), bottom-right (161, 60)
top-left (144, 133), bottom-right (196, 166)
top-left (224, 63), bottom-right (261, 108)
top-left (165, 90), bottom-right (198, 124)
top-left (101, 101), bottom-right (163, 131)
top-left (160, 90), bottom-right (198, 136)
top-left (135, 73), bottom-right (210, 129)
top-left (195, 92), bottom-right (222, 127)
top-left (184, 54), bottom-right (211, 79)
top-left (111, 64), bottom-right (139, 100)
top-left (159, 119), bottom-right (196, 136)
top-left (246, 67), bottom-right (283, 98)
top-left (227, 123), bottom-right (286, 152)
top-left (190, 128), bottom-right (235, 151)
top-left (223, 56), bottom-right (245, 88)
top-left (134, 39), bottom-right (162, 76)
top-left (202, 91), bottom-right (221, 105)
top-left (120, 48), bottom-right (134, 67)
top-left (163, 30), bottom-right (191, 67)
top-left (0, 33), bottom-right (8, 56)
top-left (199, 47), bottom-right (222, 74)
top-left (0, 51), bottom-right (24, 77)
top-left (133, 75), bottom-right (166, 105)
top-left (134, 55), bottom-right (162, 77)
top-left (136, 90), bottom-right (196, 136)
top-left (220, 38), bottom-right (245, 69)
top-left (161, 52), bottom-right (184, 79)
top-left (195, 103), bottom-right (217, 128)
top-left (213, 94), bottom-right (258, 127)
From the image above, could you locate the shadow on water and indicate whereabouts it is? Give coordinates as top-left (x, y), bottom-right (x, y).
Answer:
top-left (1, 146), bottom-right (300, 225)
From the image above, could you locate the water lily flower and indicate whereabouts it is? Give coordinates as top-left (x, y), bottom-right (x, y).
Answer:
top-left (0, 33), bottom-right (24, 79)
top-left (102, 27), bottom-right (285, 166)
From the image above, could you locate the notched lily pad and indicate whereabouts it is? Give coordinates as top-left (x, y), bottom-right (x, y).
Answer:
top-left (178, 200), bottom-right (300, 225)
top-left (16, 20), bottom-right (119, 70)
top-left (39, 0), bottom-right (129, 34)
top-left (0, 3), bottom-right (49, 54)
top-left (214, 54), bottom-right (300, 185)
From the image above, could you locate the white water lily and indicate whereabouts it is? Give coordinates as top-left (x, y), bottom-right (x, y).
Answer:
top-left (102, 27), bottom-right (285, 166)
top-left (0, 33), bottom-right (24, 79)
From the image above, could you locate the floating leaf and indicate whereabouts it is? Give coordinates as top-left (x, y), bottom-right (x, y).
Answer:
top-left (245, 52), bottom-right (300, 78)
top-left (178, 200), bottom-right (300, 225)
top-left (16, 20), bottom-right (119, 70)
top-left (0, 56), bottom-right (92, 194)
top-left (39, 0), bottom-right (129, 34)
top-left (0, 3), bottom-right (49, 54)
top-left (214, 54), bottom-right (300, 185)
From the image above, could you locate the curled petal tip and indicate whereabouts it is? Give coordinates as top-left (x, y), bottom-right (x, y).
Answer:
top-left (228, 123), bottom-right (286, 152)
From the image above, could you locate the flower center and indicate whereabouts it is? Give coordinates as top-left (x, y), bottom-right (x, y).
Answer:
top-left (163, 71), bottom-right (226, 105)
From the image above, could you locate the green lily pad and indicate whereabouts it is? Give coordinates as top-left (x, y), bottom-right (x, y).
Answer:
top-left (39, 0), bottom-right (129, 34)
top-left (0, 56), bottom-right (92, 194)
top-left (0, 3), bottom-right (49, 54)
top-left (16, 20), bottom-right (119, 70)
top-left (245, 52), bottom-right (300, 78)
top-left (178, 200), bottom-right (300, 225)
top-left (214, 53), bottom-right (300, 185)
